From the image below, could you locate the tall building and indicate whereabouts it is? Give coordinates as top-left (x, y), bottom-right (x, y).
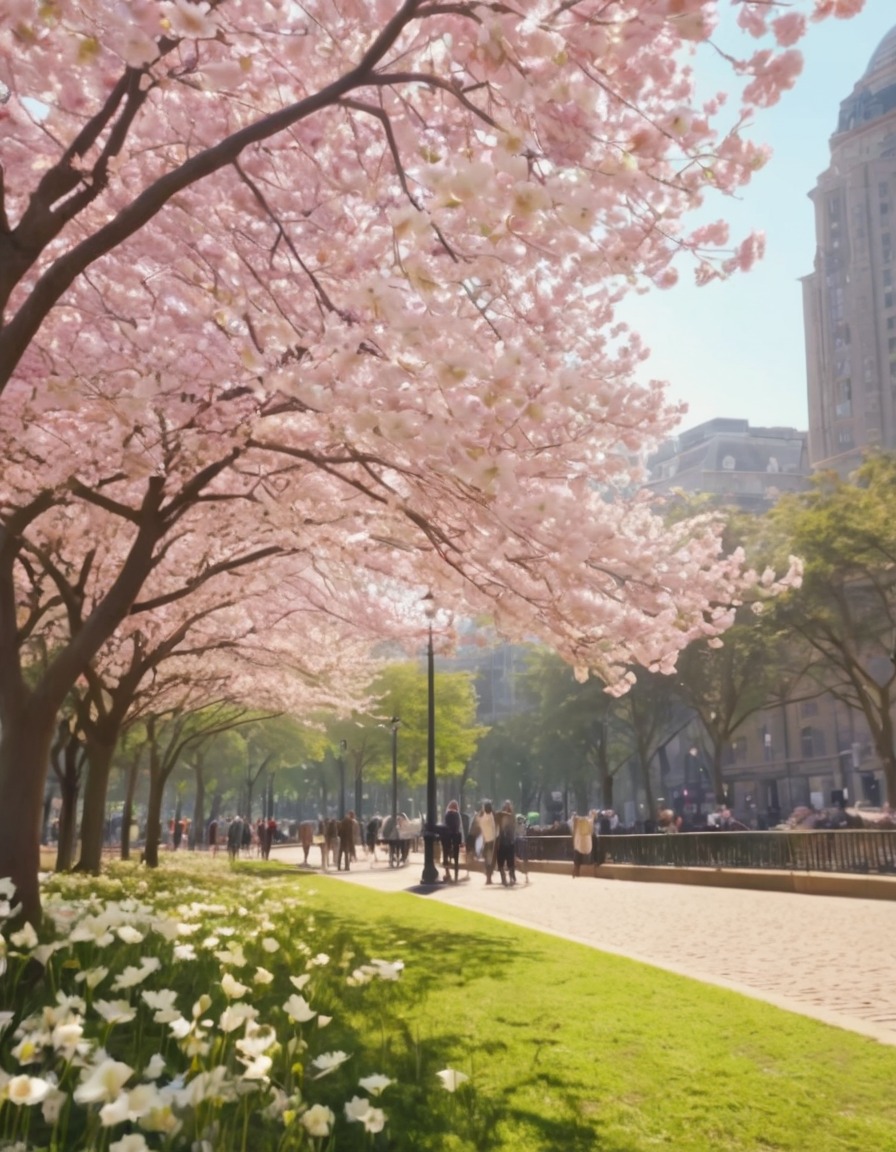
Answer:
top-left (803, 25), bottom-right (896, 472)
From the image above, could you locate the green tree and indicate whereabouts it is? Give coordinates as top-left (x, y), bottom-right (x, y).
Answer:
top-left (369, 662), bottom-right (485, 801)
top-left (768, 454), bottom-right (896, 804)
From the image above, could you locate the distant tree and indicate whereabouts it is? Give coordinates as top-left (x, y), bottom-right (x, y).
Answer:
top-left (768, 455), bottom-right (896, 803)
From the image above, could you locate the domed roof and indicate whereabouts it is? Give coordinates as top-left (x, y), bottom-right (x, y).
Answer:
top-left (836, 26), bottom-right (896, 134)
top-left (865, 26), bottom-right (896, 85)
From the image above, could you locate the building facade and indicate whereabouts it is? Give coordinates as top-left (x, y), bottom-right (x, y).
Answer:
top-left (644, 418), bottom-right (810, 510)
top-left (803, 25), bottom-right (896, 472)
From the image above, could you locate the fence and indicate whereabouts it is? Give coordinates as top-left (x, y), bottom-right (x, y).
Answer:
top-left (522, 830), bottom-right (896, 875)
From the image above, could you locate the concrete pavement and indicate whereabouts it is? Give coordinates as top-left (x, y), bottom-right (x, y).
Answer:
top-left (274, 845), bottom-right (896, 1047)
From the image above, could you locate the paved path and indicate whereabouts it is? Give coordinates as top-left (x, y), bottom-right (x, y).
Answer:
top-left (275, 846), bottom-right (896, 1047)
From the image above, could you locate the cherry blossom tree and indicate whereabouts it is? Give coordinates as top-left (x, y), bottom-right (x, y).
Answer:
top-left (0, 1), bottom-right (842, 921)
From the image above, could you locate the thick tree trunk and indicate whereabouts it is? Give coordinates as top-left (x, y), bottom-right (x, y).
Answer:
top-left (0, 713), bottom-right (55, 927)
top-left (76, 737), bottom-right (117, 873)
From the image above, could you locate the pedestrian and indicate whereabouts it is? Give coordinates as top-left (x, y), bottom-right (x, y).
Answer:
top-left (227, 816), bottom-right (242, 860)
top-left (207, 818), bottom-right (218, 856)
top-left (442, 800), bottom-right (463, 883)
top-left (365, 814), bottom-right (381, 863)
top-left (337, 811), bottom-right (356, 871)
top-left (495, 800), bottom-right (517, 886)
top-left (476, 800), bottom-right (497, 885)
top-left (571, 811), bottom-right (594, 878)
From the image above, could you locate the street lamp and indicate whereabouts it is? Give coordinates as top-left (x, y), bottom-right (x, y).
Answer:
top-left (421, 592), bottom-right (439, 885)
top-left (389, 718), bottom-right (400, 827)
top-left (336, 740), bottom-right (347, 819)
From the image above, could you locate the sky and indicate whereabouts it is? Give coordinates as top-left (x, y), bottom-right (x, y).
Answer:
top-left (621, 0), bottom-right (896, 437)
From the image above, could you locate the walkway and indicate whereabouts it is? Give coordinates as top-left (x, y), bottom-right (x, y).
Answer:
top-left (275, 845), bottom-right (896, 1047)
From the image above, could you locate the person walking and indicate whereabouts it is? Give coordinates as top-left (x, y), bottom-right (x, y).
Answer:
top-left (476, 800), bottom-right (497, 885)
top-left (337, 811), bottom-right (356, 871)
top-left (571, 811), bottom-right (594, 878)
top-left (441, 800), bottom-right (463, 883)
top-left (495, 800), bottom-right (517, 886)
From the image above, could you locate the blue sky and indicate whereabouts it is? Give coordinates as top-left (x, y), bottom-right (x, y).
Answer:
top-left (621, 1), bottom-right (895, 437)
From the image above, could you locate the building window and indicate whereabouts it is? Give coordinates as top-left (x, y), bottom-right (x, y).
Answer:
top-left (801, 727), bottom-right (814, 758)
top-left (801, 700), bottom-right (819, 717)
top-left (885, 269), bottom-right (893, 288)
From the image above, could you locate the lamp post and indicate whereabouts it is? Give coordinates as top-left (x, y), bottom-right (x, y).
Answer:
top-left (389, 719), bottom-right (400, 827)
top-left (336, 740), bottom-right (347, 819)
top-left (421, 593), bottom-right (439, 885)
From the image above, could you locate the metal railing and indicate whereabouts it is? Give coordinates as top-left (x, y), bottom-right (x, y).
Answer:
top-left (520, 830), bottom-right (896, 875)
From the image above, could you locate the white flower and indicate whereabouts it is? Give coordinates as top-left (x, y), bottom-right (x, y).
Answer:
top-left (111, 958), bottom-right (161, 991)
top-left (6, 1074), bottom-right (51, 1105)
top-left (237, 1053), bottom-right (272, 1080)
top-left (308, 952), bottom-right (330, 967)
top-left (235, 1024), bottom-right (276, 1058)
top-left (142, 1054), bottom-right (166, 1080)
top-left (173, 943), bottom-right (197, 961)
top-left (370, 958), bottom-right (404, 981)
top-left (99, 1083), bottom-right (162, 1126)
top-left (73, 1058), bottom-right (134, 1103)
top-left (214, 943), bottom-right (247, 967)
top-left (289, 974), bottom-right (311, 991)
top-left (10, 922), bottom-right (38, 950)
top-left (75, 966), bottom-right (109, 990)
top-left (42, 1085), bottom-right (66, 1124)
top-left (300, 1103), bottom-right (334, 1138)
top-left (317, 1015), bottom-right (332, 1029)
top-left (364, 1106), bottom-right (386, 1133)
top-left (219, 1004), bottom-right (258, 1033)
top-left (311, 1050), bottom-right (350, 1079)
top-left (110, 1135), bottom-right (150, 1152)
top-left (116, 925), bottom-right (145, 944)
top-left (220, 973), bottom-right (248, 1000)
top-left (141, 989), bottom-right (179, 1023)
top-left (436, 1068), bottom-right (470, 1092)
top-left (0, 1011), bottom-right (15, 1036)
top-left (261, 937), bottom-right (280, 953)
top-left (51, 1019), bottom-right (86, 1056)
top-left (282, 994), bottom-right (316, 1024)
top-left (253, 966), bottom-right (274, 985)
top-left (359, 1074), bottom-right (393, 1097)
top-left (94, 1000), bottom-right (137, 1025)
top-left (345, 1094), bottom-right (372, 1123)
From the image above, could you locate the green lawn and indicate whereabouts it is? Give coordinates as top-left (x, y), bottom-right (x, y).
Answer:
top-left (283, 866), bottom-right (896, 1152)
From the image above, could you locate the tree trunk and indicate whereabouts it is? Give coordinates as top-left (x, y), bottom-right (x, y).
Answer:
top-left (55, 770), bottom-right (80, 872)
top-left (192, 761), bottom-right (206, 850)
top-left (600, 766), bottom-right (614, 811)
top-left (120, 755), bottom-right (141, 862)
top-left (0, 712), bottom-right (55, 927)
top-left (143, 771), bottom-right (165, 869)
top-left (76, 736), bottom-right (117, 873)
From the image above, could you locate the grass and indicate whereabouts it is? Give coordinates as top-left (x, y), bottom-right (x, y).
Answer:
top-left (278, 864), bottom-right (896, 1152)
top-left (4, 856), bottom-right (896, 1152)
